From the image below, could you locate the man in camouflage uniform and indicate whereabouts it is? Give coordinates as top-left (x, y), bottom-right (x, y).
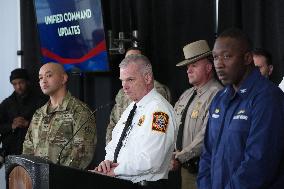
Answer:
top-left (169, 40), bottom-right (223, 189)
top-left (23, 62), bottom-right (96, 169)
top-left (105, 47), bottom-right (171, 144)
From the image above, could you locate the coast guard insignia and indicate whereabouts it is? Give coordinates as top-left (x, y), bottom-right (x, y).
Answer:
top-left (152, 112), bottom-right (169, 133)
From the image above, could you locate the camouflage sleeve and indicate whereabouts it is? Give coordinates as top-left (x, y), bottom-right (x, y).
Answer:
top-left (22, 115), bottom-right (36, 155)
top-left (154, 81), bottom-right (172, 103)
top-left (105, 89), bottom-right (130, 144)
top-left (63, 107), bottom-right (97, 169)
top-left (105, 105), bottom-right (119, 145)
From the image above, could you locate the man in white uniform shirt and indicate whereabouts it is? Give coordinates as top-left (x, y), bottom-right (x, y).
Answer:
top-left (92, 54), bottom-right (177, 188)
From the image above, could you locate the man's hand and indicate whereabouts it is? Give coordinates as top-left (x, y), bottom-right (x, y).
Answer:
top-left (169, 151), bottom-right (181, 171)
top-left (106, 162), bottom-right (119, 177)
top-left (170, 159), bottom-right (181, 171)
top-left (174, 150), bottom-right (183, 158)
top-left (89, 160), bottom-right (119, 177)
top-left (96, 160), bottom-right (112, 174)
top-left (12, 117), bottom-right (29, 129)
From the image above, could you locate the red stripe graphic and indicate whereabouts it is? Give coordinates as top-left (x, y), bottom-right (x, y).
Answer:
top-left (41, 40), bottom-right (106, 64)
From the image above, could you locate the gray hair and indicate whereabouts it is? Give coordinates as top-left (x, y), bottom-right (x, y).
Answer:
top-left (119, 54), bottom-right (153, 76)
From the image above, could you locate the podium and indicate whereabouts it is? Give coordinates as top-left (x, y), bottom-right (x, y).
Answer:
top-left (5, 155), bottom-right (141, 189)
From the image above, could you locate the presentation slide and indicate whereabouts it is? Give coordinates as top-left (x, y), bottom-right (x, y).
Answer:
top-left (34, 0), bottom-right (109, 72)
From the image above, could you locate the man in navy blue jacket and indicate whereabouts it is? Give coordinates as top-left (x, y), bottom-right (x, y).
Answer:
top-left (197, 28), bottom-right (284, 189)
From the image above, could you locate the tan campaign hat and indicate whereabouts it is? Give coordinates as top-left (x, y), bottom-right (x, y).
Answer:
top-left (176, 40), bottom-right (212, 67)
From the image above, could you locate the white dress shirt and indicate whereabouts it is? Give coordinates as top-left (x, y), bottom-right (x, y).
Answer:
top-left (105, 89), bottom-right (177, 183)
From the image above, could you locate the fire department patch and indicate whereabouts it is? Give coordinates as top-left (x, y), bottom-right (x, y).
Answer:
top-left (138, 115), bottom-right (145, 126)
top-left (152, 112), bottom-right (169, 133)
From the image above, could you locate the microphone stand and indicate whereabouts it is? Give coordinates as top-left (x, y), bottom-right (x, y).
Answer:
top-left (56, 102), bottom-right (114, 165)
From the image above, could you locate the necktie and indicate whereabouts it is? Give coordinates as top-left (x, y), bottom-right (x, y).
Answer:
top-left (176, 90), bottom-right (197, 151)
top-left (113, 103), bottom-right (137, 163)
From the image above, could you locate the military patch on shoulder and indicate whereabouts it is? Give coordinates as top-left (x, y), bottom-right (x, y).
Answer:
top-left (152, 112), bottom-right (169, 133)
top-left (138, 115), bottom-right (145, 126)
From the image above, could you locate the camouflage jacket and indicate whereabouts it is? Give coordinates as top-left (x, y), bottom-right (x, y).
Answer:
top-left (105, 80), bottom-right (171, 144)
top-left (23, 92), bottom-right (97, 169)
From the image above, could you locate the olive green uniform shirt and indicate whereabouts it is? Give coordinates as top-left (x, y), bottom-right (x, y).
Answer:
top-left (23, 92), bottom-right (97, 169)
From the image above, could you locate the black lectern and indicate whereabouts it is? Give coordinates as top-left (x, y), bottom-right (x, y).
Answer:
top-left (5, 155), bottom-right (141, 189)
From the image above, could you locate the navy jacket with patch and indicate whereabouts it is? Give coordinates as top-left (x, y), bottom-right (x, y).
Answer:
top-left (197, 69), bottom-right (284, 189)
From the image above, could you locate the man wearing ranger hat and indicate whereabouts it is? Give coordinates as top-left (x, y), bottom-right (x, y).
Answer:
top-left (169, 40), bottom-right (222, 189)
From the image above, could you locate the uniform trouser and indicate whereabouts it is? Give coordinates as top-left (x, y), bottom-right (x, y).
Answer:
top-left (166, 169), bottom-right (182, 189)
top-left (181, 167), bottom-right (197, 189)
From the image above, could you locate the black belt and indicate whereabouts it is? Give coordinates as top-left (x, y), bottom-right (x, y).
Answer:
top-left (137, 179), bottom-right (167, 188)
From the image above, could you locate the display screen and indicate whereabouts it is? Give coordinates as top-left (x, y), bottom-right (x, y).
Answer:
top-left (33, 0), bottom-right (109, 72)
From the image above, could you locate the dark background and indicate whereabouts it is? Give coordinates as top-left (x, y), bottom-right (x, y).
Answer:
top-left (20, 0), bottom-right (284, 165)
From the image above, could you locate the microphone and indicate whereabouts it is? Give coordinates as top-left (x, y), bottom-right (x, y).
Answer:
top-left (56, 101), bottom-right (114, 165)
top-left (0, 154), bottom-right (3, 169)
top-left (0, 142), bottom-right (4, 168)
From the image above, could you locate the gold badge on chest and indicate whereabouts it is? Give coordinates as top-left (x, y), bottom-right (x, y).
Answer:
top-left (191, 102), bottom-right (202, 119)
top-left (138, 115), bottom-right (145, 126)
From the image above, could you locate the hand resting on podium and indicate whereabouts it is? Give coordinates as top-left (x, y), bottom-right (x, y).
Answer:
top-left (89, 160), bottom-right (119, 177)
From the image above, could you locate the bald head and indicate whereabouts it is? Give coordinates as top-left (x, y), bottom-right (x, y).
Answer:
top-left (125, 47), bottom-right (142, 57)
top-left (41, 62), bottom-right (66, 75)
top-left (39, 62), bottom-right (68, 96)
